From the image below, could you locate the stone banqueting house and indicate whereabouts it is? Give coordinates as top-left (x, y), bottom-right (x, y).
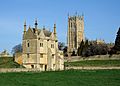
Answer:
top-left (18, 19), bottom-right (64, 71)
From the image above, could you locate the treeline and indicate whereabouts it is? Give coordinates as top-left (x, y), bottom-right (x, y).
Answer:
top-left (62, 40), bottom-right (111, 57)
top-left (77, 40), bottom-right (109, 57)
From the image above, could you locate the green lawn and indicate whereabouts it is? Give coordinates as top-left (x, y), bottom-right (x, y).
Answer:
top-left (65, 60), bottom-right (120, 67)
top-left (0, 57), bottom-right (23, 68)
top-left (0, 69), bottom-right (120, 86)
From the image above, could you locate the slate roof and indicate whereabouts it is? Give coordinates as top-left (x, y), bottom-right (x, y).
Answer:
top-left (43, 29), bottom-right (52, 37)
top-left (35, 28), bottom-right (52, 37)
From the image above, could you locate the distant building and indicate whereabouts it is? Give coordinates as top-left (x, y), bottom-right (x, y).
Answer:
top-left (89, 39), bottom-right (105, 45)
top-left (0, 50), bottom-right (11, 57)
top-left (67, 14), bottom-right (84, 55)
top-left (21, 20), bottom-right (64, 71)
top-left (96, 39), bottom-right (105, 44)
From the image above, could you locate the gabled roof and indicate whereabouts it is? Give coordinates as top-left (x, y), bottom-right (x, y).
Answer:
top-left (37, 28), bottom-right (52, 37)
top-left (38, 29), bottom-right (45, 38)
top-left (23, 27), bottom-right (37, 39)
top-left (43, 29), bottom-right (52, 37)
top-left (24, 27), bottom-right (52, 40)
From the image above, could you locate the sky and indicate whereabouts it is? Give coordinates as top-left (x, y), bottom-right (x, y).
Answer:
top-left (0, 0), bottom-right (120, 53)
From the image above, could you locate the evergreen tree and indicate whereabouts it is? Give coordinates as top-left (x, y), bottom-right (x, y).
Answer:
top-left (82, 39), bottom-right (89, 56)
top-left (77, 40), bottom-right (84, 56)
top-left (114, 27), bottom-right (120, 51)
top-left (84, 39), bottom-right (89, 49)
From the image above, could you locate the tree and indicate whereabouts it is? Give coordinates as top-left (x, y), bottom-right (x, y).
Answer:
top-left (63, 46), bottom-right (68, 57)
top-left (84, 45), bottom-right (93, 57)
top-left (77, 39), bottom-right (109, 57)
top-left (84, 40), bottom-right (89, 48)
top-left (77, 40), bottom-right (84, 56)
top-left (11, 44), bottom-right (22, 55)
top-left (113, 27), bottom-right (120, 51)
top-left (108, 47), bottom-right (116, 56)
top-left (58, 42), bottom-right (65, 50)
top-left (82, 39), bottom-right (89, 56)
top-left (83, 43), bottom-right (108, 57)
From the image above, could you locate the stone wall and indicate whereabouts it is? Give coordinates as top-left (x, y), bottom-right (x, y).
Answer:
top-left (65, 66), bottom-right (120, 70)
top-left (15, 52), bottom-right (22, 65)
top-left (0, 68), bottom-right (41, 73)
top-left (64, 54), bottom-right (120, 62)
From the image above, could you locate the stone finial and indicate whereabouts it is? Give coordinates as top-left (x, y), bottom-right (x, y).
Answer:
top-left (35, 18), bottom-right (38, 29)
top-left (54, 23), bottom-right (56, 34)
top-left (68, 13), bottom-right (70, 18)
top-left (24, 20), bottom-right (26, 26)
top-left (24, 20), bottom-right (26, 33)
top-left (28, 25), bottom-right (31, 29)
top-left (43, 26), bottom-right (45, 30)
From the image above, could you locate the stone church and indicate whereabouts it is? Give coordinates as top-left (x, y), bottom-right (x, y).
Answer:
top-left (22, 20), bottom-right (64, 71)
top-left (67, 14), bottom-right (84, 55)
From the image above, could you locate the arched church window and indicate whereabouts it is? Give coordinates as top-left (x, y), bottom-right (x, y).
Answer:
top-left (27, 43), bottom-right (29, 47)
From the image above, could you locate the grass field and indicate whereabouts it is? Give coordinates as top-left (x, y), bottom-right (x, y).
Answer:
top-left (65, 60), bottom-right (120, 67)
top-left (0, 69), bottom-right (120, 86)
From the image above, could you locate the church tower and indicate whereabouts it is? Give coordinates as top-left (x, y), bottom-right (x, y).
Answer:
top-left (67, 14), bottom-right (84, 55)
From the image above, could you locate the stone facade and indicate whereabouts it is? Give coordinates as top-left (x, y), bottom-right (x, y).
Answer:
top-left (15, 52), bottom-right (22, 65)
top-left (67, 14), bottom-right (84, 55)
top-left (22, 20), bottom-right (64, 71)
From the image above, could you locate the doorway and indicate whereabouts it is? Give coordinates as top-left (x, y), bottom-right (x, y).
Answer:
top-left (45, 65), bottom-right (47, 71)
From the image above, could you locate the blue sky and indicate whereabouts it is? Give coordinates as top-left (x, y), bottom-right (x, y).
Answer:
top-left (0, 0), bottom-right (120, 53)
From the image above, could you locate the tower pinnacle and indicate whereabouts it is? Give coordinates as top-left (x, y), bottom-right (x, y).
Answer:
top-left (24, 20), bottom-right (26, 34)
top-left (34, 18), bottom-right (38, 34)
top-left (53, 23), bottom-right (57, 41)
top-left (53, 23), bottom-right (56, 34)
top-left (68, 13), bottom-right (70, 18)
top-left (35, 18), bottom-right (38, 29)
